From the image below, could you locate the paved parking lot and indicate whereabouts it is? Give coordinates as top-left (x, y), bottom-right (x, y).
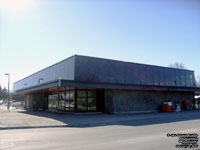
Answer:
top-left (1, 105), bottom-right (200, 129)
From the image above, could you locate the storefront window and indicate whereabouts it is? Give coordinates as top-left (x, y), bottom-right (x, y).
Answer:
top-left (69, 91), bottom-right (75, 110)
top-left (48, 93), bottom-right (58, 111)
top-left (48, 89), bottom-right (96, 112)
top-left (88, 91), bottom-right (95, 97)
top-left (77, 97), bottom-right (87, 111)
top-left (56, 90), bottom-right (75, 111)
top-left (78, 91), bottom-right (86, 97)
top-left (77, 90), bottom-right (96, 111)
top-left (88, 98), bottom-right (96, 111)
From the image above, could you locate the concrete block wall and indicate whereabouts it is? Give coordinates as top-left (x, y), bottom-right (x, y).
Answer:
top-left (104, 91), bottom-right (114, 113)
top-left (104, 90), bottom-right (193, 113)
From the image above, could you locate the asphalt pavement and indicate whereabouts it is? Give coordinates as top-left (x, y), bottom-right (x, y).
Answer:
top-left (0, 106), bottom-right (200, 150)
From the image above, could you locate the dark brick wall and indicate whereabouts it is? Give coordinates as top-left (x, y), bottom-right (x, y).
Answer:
top-left (104, 91), bottom-right (114, 113)
top-left (104, 90), bottom-right (193, 113)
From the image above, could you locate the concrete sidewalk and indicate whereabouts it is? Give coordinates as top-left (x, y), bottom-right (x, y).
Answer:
top-left (0, 106), bottom-right (200, 129)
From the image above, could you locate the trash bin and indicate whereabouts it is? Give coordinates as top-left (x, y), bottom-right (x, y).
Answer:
top-left (162, 102), bottom-right (172, 112)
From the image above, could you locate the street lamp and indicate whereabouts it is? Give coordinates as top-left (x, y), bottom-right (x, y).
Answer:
top-left (38, 78), bottom-right (44, 85)
top-left (4, 73), bottom-right (10, 111)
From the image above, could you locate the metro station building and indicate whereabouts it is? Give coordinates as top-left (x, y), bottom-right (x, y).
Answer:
top-left (13, 55), bottom-right (199, 113)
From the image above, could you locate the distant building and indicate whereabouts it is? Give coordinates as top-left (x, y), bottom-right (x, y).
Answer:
top-left (13, 55), bottom-right (200, 113)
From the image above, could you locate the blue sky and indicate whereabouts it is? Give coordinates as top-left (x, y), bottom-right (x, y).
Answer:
top-left (0, 0), bottom-right (200, 90)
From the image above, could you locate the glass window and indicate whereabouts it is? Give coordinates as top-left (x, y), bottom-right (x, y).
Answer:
top-left (66, 91), bottom-right (70, 99)
top-left (58, 92), bottom-right (66, 109)
top-left (77, 90), bottom-right (96, 111)
top-left (70, 91), bottom-right (74, 99)
top-left (65, 100), bottom-right (70, 110)
top-left (77, 97), bottom-right (87, 111)
top-left (69, 100), bottom-right (74, 110)
top-left (88, 98), bottom-right (96, 111)
top-left (78, 91), bottom-right (86, 97)
top-left (48, 95), bottom-right (52, 108)
top-left (48, 93), bottom-right (58, 111)
top-left (49, 90), bottom-right (76, 112)
top-left (60, 100), bottom-right (65, 107)
top-left (69, 91), bottom-right (74, 110)
top-left (77, 91), bottom-right (87, 111)
top-left (88, 91), bottom-right (96, 97)
top-left (59, 92), bottom-right (65, 100)
top-left (53, 94), bottom-right (58, 108)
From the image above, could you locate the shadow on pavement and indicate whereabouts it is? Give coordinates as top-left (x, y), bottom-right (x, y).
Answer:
top-left (1, 110), bottom-right (200, 130)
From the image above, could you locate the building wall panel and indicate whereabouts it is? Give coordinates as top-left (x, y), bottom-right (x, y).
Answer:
top-left (14, 55), bottom-right (197, 92)
top-left (13, 56), bottom-right (75, 91)
top-left (105, 90), bottom-right (193, 113)
top-left (75, 55), bottom-right (196, 88)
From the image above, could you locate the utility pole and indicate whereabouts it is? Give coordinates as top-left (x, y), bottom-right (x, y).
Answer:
top-left (4, 73), bottom-right (10, 111)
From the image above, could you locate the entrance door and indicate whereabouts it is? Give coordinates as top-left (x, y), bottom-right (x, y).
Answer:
top-left (96, 90), bottom-right (104, 112)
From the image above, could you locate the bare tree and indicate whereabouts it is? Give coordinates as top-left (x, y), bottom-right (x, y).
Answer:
top-left (0, 85), bottom-right (8, 100)
top-left (168, 62), bottom-right (186, 69)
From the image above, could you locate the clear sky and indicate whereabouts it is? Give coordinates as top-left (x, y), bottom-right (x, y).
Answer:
top-left (0, 0), bottom-right (200, 90)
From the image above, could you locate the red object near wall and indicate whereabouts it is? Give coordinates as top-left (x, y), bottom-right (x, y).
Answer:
top-left (185, 100), bottom-right (190, 108)
top-left (162, 104), bottom-right (172, 112)
top-left (182, 100), bottom-right (190, 110)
